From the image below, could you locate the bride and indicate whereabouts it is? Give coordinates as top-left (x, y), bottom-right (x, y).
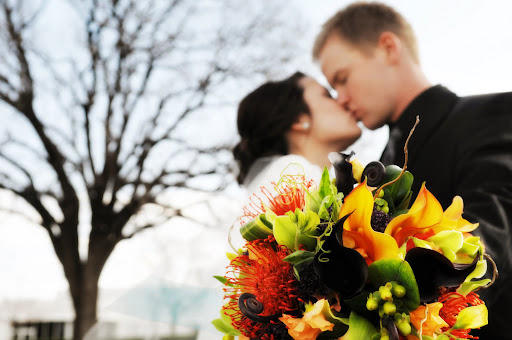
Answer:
top-left (195, 72), bottom-right (362, 340)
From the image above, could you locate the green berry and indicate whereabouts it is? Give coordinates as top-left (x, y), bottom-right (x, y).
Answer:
top-left (372, 291), bottom-right (382, 301)
top-left (396, 320), bottom-right (412, 336)
top-left (393, 284), bottom-right (406, 298)
top-left (366, 297), bottom-right (379, 311)
top-left (379, 327), bottom-right (390, 340)
top-left (383, 301), bottom-right (396, 315)
top-left (379, 286), bottom-right (392, 301)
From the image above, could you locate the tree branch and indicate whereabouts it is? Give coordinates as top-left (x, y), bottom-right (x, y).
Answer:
top-left (2, 1), bottom-right (79, 226)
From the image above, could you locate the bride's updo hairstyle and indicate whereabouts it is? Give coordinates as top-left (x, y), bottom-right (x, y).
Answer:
top-left (233, 72), bottom-right (310, 184)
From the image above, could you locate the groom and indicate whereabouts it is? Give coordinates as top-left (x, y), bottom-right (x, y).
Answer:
top-left (313, 2), bottom-right (512, 339)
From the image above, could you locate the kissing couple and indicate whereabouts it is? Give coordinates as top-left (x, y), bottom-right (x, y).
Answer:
top-left (233, 3), bottom-right (512, 339)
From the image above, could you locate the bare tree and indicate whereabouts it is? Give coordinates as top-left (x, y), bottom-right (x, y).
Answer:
top-left (0, 0), bottom-right (305, 338)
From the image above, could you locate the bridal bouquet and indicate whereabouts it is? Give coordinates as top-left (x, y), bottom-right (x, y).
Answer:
top-left (212, 152), bottom-right (495, 340)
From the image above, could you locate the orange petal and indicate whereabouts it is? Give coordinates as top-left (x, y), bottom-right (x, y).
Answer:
top-left (385, 183), bottom-right (444, 246)
top-left (409, 302), bottom-right (449, 337)
top-left (340, 182), bottom-right (398, 263)
top-left (340, 181), bottom-right (374, 232)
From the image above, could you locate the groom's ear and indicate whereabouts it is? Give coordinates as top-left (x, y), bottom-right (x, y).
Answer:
top-left (377, 32), bottom-right (401, 65)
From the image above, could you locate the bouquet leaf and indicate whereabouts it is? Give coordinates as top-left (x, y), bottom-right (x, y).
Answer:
top-left (368, 258), bottom-right (420, 311)
top-left (283, 250), bottom-right (315, 265)
top-left (337, 311), bottom-right (378, 339)
top-left (240, 213), bottom-right (273, 241)
top-left (212, 307), bottom-right (241, 336)
top-left (213, 275), bottom-right (228, 285)
top-left (382, 165), bottom-right (414, 214)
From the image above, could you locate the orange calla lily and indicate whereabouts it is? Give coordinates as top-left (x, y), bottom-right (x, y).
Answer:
top-left (384, 183), bottom-right (444, 246)
top-left (431, 195), bottom-right (479, 233)
top-left (340, 182), bottom-right (398, 264)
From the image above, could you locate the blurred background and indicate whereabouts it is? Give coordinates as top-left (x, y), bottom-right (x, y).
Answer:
top-left (1, 0), bottom-right (511, 339)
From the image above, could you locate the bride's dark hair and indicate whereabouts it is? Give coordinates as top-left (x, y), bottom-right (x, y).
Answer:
top-left (233, 72), bottom-right (310, 184)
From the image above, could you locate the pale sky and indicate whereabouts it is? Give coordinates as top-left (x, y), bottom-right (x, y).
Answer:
top-left (1, 0), bottom-right (511, 309)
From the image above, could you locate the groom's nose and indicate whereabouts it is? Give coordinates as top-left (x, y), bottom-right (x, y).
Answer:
top-left (336, 90), bottom-right (350, 109)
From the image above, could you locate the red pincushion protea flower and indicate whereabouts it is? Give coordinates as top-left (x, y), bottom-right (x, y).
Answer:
top-left (439, 290), bottom-right (485, 339)
top-left (241, 174), bottom-right (315, 224)
top-left (222, 236), bottom-right (299, 339)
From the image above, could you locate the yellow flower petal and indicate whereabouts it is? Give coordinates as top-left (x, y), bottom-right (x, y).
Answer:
top-left (432, 196), bottom-right (479, 233)
top-left (452, 304), bottom-right (488, 329)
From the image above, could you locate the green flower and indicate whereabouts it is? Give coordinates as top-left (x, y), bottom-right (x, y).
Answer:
top-left (272, 208), bottom-right (320, 251)
top-left (305, 167), bottom-right (342, 221)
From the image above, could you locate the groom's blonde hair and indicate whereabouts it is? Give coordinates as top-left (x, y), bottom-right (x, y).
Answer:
top-left (313, 2), bottom-right (419, 63)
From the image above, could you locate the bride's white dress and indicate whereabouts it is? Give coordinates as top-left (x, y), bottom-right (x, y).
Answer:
top-left (243, 154), bottom-right (324, 195)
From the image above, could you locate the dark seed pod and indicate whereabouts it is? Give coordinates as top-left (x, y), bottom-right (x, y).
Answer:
top-left (238, 293), bottom-right (280, 323)
top-left (362, 161), bottom-right (386, 186)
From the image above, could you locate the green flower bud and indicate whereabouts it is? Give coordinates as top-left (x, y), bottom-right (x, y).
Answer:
top-left (383, 301), bottom-right (396, 315)
top-left (393, 284), bottom-right (406, 298)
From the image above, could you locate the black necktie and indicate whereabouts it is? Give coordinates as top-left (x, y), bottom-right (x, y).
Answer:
top-left (380, 128), bottom-right (403, 166)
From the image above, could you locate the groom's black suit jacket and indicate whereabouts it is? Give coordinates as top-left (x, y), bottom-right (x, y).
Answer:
top-left (380, 85), bottom-right (512, 339)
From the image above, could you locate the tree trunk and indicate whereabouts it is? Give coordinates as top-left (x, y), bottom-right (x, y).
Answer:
top-left (69, 228), bottom-right (118, 340)
top-left (70, 266), bottom-right (99, 340)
